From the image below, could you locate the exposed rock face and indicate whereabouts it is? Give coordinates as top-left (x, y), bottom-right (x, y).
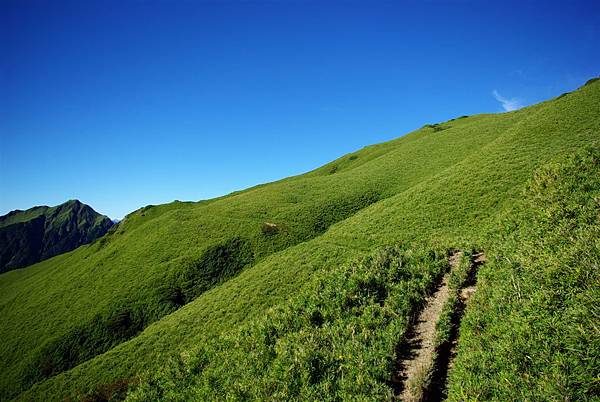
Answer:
top-left (0, 200), bottom-right (113, 273)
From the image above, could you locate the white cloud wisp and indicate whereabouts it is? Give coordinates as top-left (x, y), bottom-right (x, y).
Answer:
top-left (492, 90), bottom-right (523, 112)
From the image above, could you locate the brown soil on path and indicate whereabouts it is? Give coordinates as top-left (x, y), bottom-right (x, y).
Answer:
top-left (444, 252), bottom-right (485, 376)
top-left (424, 251), bottom-right (486, 402)
top-left (393, 252), bottom-right (463, 402)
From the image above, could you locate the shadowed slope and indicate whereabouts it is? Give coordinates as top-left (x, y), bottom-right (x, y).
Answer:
top-left (0, 200), bottom-right (113, 273)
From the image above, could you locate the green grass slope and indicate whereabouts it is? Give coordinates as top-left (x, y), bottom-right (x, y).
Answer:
top-left (126, 146), bottom-right (600, 402)
top-left (2, 79), bottom-right (599, 401)
top-left (126, 245), bottom-right (451, 401)
top-left (447, 146), bottom-right (600, 401)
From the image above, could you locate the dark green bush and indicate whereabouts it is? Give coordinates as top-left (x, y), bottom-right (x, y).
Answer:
top-left (160, 237), bottom-right (254, 307)
top-left (79, 378), bottom-right (134, 402)
top-left (309, 190), bottom-right (381, 234)
top-left (424, 123), bottom-right (449, 132)
top-left (22, 238), bottom-right (254, 392)
top-left (24, 305), bottom-right (149, 388)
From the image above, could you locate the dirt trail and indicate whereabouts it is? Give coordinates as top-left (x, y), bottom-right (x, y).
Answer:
top-left (393, 252), bottom-right (461, 401)
top-left (443, 252), bottom-right (485, 376)
top-left (392, 251), bottom-right (485, 402)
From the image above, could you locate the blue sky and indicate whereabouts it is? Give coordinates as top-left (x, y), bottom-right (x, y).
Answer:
top-left (1, 0), bottom-right (599, 219)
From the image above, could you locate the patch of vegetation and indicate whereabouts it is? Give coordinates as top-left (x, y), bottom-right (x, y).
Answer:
top-left (23, 305), bottom-right (149, 388)
top-left (159, 237), bottom-right (254, 307)
top-left (126, 246), bottom-right (448, 401)
top-left (424, 123), bottom-right (449, 132)
top-left (447, 146), bottom-right (600, 401)
top-left (17, 237), bottom-right (253, 393)
top-left (78, 378), bottom-right (135, 402)
top-left (308, 190), bottom-right (381, 234)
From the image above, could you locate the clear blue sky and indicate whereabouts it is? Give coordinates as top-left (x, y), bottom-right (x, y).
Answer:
top-left (1, 0), bottom-right (599, 219)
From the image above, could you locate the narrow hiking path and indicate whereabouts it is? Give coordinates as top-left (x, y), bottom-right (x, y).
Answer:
top-left (434, 252), bottom-right (486, 392)
top-left (392, 253), bottom-right (459, 401)
top-left (392, 251), bottom-right (485, 402)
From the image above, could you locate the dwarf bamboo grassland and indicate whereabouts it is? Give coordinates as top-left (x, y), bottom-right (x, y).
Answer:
top-left (2, 79), bottom-right (599, 401)
top-left (447, 146), bottom-right (600, 401)
top-left (125, 146), bottom-right (598, 401)
top-left (127, 245), bottom-right (450, 401)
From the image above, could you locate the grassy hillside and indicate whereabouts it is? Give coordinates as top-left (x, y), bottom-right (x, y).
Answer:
top-left (127, 245), bottom-right (451, 401)
top-left (125, 146), bottom-right (600, 401)
top-left (447, 146), bottom-right (600, 401)
top-left (1, 79), bottom-right (599, 401)
top-left (0, 200), bottom-right (113, 273)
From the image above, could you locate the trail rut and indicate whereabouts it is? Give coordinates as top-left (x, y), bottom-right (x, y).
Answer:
top-left (391, 251), bottom-right (484, 401)
top-left (435, 252), bottom-right (485, 386)
top-left (391, 253), bottom-right (459, 401)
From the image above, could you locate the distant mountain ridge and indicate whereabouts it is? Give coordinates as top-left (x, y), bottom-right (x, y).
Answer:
top-left (0, 200), bottom-right (113, 273)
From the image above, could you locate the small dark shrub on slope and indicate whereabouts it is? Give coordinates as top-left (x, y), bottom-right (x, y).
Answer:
top-left (160, 237), bottom-right (254, 307)
top-left (261, 222), bottom-right (280, 236)
top-left (309, 190), bottom-right (381, 234)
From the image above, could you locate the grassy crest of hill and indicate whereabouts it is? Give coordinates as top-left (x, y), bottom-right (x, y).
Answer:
top-left (0, 200), bottom-right (113, 273)
top-left (3, 79), bottom-right (600, 401)
top-left (123, 146), bottom-right (599, 401)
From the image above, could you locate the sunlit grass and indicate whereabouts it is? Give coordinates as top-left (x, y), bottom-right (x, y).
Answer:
top-left (447, 146), bottom-right (600, 401)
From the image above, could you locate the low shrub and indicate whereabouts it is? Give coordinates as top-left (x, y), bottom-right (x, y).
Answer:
top-left (160, 237), bottom-right (254, 307)
top-left (24, 305), bottom-right (149, 387)
top-left (79, 378), bottom-right (135, 402)
top-left (424, 123), bottom-right (449, 132)
top-left (309, 190), bottom-right (381, 234)
top-left (22, 238), bottom-right (254, 392)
